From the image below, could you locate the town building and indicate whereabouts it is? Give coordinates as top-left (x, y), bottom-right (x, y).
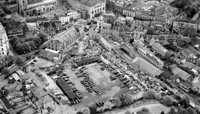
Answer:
top-left (59, 10), bottom-right (81, 24)
top-left (150, 42), bottom-right (169, 57)
top-left (172, 21), bottom-right (197, 37)
top-left (75, 0), bottom-right (106, 19)
top-left (43, 25), bottom-right (84, 52)
top-left (18, 0), bottom-right (57, 17)
top-left (132, 57), bottom-right (163, 77)
top-left (74, 56), bottom-right (100, 66)
top-left (5, 21), bottom-right (24, 38)
top-left (26, 17), bottom-right (49, 31)
top-left (0, 22), bottom-right (9, 56)
top-left (137, 46), bottom-right (164, 68)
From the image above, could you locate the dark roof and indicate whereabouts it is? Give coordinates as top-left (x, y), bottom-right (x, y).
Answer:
top-left (159, 71), bottom-right (172, 78)
top-left (5, 21), bottom-right (22, 31)
top-left (74, 57), bottom-right (100, 66)
top-left (77, 0), bottom-right (105, 7)
top-left (26, 17), bottom-right (49, 23)
top-left (56, 78), bottom-right (77, 100)
top-left (27, 0), bottom-right (43, 5)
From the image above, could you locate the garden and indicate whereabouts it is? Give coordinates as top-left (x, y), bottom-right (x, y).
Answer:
top-left (9, 34), bottom-right (48, 55)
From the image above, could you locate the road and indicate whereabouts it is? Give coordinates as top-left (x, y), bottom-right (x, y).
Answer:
top-left (112, 44), bottom-right (200, 106)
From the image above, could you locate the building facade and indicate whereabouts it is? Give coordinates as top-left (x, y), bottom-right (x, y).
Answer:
top-left (5, 21), bottom-right (24, 38)
top-left (18, 0), bottom-right (57, 17)
top-left (44, 25), bottom-right (83, 52)
top-left (76, 0), bottom-right (106, 19)
top-left (137, 47), bottom-right (164, 68)
top-left (59, 10), bottom-right (81, 24)
top-left (0, 22), bottom-right (9, 56)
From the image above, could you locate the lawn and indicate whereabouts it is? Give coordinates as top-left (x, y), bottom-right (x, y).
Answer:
top-left (150, 105), bottom-right (166, 114)
top-left (34, 58), bottom-right (55, 67)
top-left (64, 63), bottom-right (128, 108)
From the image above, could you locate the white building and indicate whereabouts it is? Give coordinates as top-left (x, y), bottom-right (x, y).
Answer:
top-left (76, 0), bottom-right (106, 19)
top-left (0, 22), bottom-right (9, 56)
top-left (59, 10), bottom-right (81, 24)
top-left (18, 0), bottom-right (57, 17)
top-left (96, 16), bottom-right (111, 30)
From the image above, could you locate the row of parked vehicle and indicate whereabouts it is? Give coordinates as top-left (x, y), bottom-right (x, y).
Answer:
top-left (81, 77), bottom-right (102, 95)
top-left (59, 74), bottom-right (83, 105)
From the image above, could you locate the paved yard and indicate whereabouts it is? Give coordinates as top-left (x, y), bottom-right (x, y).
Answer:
top-left (64, 63), bottom-right (128, 108)
top-left (34, 58), bottom-right (55, 67)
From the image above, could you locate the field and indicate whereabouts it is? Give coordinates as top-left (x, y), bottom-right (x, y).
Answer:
top-left (64, 63), bottom-right (129, 108)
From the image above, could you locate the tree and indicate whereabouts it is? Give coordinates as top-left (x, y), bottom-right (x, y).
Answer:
top-left (186, 107), bottom-right (197, 114)
top-left (142, 92), bottom-right (148, 99)
top-left (137, 108), bottom-right (150, 114)
top-left (103, 101), bottom-right (114, 110)
top-left (33, 38), bottom-right (41, 47)
top-left (162, 96), bottom-right (174, 106)
top-left (192, 82), bottom-right (200, 93)
top-left (120, 94), bottom-right (133, 106)
top-left (168, 108), bottom-right (176, 114)
top-left (160, 111), bottom-right (165, 114)
top-left (89, 106), bottom-right (97, 114)
top-left (14, 56), bottom-right (25, 67)
top-left (1, 68), bottom-right (11, 76)
top-left (155, 93), bottom-right (162, 101)
top-left (81, 107), bottom-right (90, 114)
top-left (113, 98), bottom-right (122, 107)
top-left (143, 89), bottom-right (156, 99)
top-left (124, 110), bottom-right (131, 114)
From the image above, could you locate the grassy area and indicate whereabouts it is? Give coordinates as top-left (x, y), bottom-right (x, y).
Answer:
top-left (150, 105), bottom-right (166, 114)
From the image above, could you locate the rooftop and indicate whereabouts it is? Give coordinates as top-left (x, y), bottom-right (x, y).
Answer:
top-left (27, 0), bottom-right (43, 5)
top-left (5, 21), bottom-right (23, 31)
top-left (151, 42), bottom-right (168, 53)
top-left (26, 17), bottom-right (49, 23)
top-left (132, 57), bottom-right (163, 76)
top-left (56, 78), bottom-right (77, 100)
top-left (77, 0), bottom-right (105, 7)
top-left (171, 67), bottom-right (191, 81)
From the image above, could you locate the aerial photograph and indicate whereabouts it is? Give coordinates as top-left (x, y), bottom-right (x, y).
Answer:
top-left (1, 0), bottom-right (200, 114)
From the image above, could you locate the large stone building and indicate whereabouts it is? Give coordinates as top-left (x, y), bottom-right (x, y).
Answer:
top-left (75, 0), bottom-right (106, 19)
top-left (18, 0), bottom-right (57, 17)
top-left (44, 25), bottom-right (84, 52)
top-left (0, 22), bottom-right (9, 56)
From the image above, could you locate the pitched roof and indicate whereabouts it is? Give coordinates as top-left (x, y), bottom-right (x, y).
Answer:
top-left (77, 0), bottom-right (105, 7)
top-left (56, 78), bottom-right (77, 100)
top-left (27, 0), bottom-right (43, 5)
top-left (132, 57), bottom-right (163, 76)
top-left (172, 67), bottom-right (191, 81)
top-left (39, 49), bottom-right (59, 58)
top-left (53, 26), bottom-right (78, 43)
top-left (5, 21), bottom-right (22, 31)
